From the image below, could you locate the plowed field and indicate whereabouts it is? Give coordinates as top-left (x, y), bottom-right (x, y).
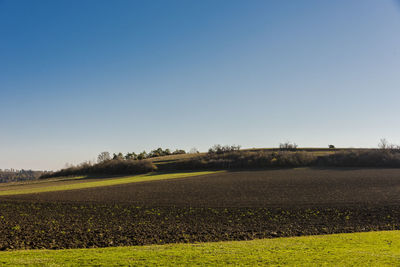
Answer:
top-left (3, 168), bottom-right (400, 207)
top-left (1, 168), bottom-right (400, 250)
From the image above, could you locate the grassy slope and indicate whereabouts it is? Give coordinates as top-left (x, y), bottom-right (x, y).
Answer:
top-left (1, 231), bottom-right (399, 266)
top-left (0, 171), bottom-right (221, 196)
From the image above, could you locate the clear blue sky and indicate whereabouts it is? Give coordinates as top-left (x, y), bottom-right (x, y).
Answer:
top-left (1, 0), bottom-right (400, 170)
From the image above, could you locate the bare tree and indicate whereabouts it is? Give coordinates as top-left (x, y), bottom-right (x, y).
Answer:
top-left (279, 141), bottom-right (298, 151)
top-left (97, 152), bottom-right (111, 163)
top-left (64, 163), bottom-right (73, 168)
top-left (378, 139), bottom-right (389, 150)
top-left (189, 147), bottom-right (199, 154)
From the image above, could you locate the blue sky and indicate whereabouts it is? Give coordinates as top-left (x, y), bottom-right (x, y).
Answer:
top-left (1, 0), bottom-right (400, 170)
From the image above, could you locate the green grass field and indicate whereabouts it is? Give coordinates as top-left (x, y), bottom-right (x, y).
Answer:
top-left (1, 231), bottom-right (398, 266)
top-left (0, 171), bottom-right (221, 196)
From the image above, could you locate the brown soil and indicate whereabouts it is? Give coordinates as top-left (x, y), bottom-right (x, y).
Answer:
top-left (1, 168), bottom-right (400, 250)
top-left (3, 168), bottom-right (400, 207)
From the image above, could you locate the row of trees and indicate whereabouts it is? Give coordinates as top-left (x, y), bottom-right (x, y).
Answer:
top-left (0, 169), bottom-right (45, 183)
top-left (208, 145), bottom-right (241, 154)
top-left (97, 142), bottom-right (302, 162)
top-left (97, 148), bottom-right (198, 163)
top-left (97, 142), bottom-right (305, 163)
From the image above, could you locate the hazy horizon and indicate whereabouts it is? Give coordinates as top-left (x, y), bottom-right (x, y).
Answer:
top-left (1, 0), bottom-right (400, 170)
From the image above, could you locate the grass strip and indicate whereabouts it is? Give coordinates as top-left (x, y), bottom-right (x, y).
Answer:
top-left (0, 230), bottom-right (399, 266)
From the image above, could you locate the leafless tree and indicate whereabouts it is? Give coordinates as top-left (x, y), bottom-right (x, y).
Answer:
top-left (189, 147), bottom-right (199, 154)
top-left (279, 141), bottom-right (298, 151)
top-left (378, 139), bottom-right (389, 150)
top-left (97, 151), bottom-right (111, 163)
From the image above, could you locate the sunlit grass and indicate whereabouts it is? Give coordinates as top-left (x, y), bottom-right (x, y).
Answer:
top-left (0, 231), bottom-right (399, 266)
top-left (0, 171), bottom-right (222, 196)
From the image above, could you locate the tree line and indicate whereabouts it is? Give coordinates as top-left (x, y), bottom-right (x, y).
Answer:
top-left (0, 169), bottom-right (45, 183)
top-left (97, 147), bottom-right (192, 163)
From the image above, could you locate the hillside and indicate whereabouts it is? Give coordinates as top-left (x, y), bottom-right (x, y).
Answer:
top-left (39, 147), bottom-right (400, 179)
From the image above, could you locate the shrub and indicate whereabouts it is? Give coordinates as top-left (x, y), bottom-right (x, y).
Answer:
top-left (173, 149), bottom-right (186, 155)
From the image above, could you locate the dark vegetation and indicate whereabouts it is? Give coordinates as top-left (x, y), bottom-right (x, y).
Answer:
top-left (40, 160), bottom-right (156, 179)
top-left (41, 147), bottom-right (189, 179)
top-left (2, 168), bottom-right (400, 250)
top-left (317, 149), bottom-right (400, 167)
top-left (160, 149), bottom-right (400, 171)
top-left (0, 169), bottom-right (45, 183)
top-left (167, 139), bottom-right (400, 170)
top-left (164, 150), bottom-right (315, 171)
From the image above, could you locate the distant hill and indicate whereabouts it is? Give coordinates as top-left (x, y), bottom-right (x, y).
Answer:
top-left (0, 169), bottom-right (45, 183)
top-left (40, 147), bottom-right (400, 179)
